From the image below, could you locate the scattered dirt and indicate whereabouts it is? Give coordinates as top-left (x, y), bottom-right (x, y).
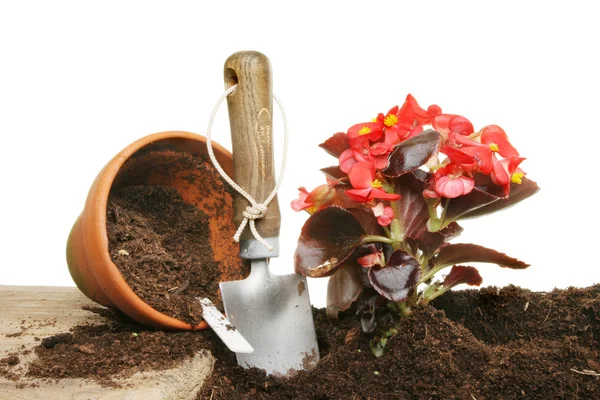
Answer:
top-left (4, 286), bottom-right (599, 398)
top-left (23, 307), bottom-right (221, 387)
top-left (0, 356), bottom-right (19, 366)
top-left (107, 174), bottom-right (227, 325)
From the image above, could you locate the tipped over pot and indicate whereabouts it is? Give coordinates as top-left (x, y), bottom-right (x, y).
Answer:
top-left (66, 131), bottom-right (245, 330)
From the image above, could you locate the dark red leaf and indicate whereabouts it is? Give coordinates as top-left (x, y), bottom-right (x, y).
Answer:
top-left (368, 250), bottom-right (421, 301)
top-left (354, 289), bottom-right (384, 333)
top-left (294, 207), bottom-right (366, 277)
top-left (382, 130), bottom-right (442, 177)
top-left (393, 171), bottom-right (431, 240)
top-left (347, 208), bottom-right (386, 236)
top-left (321, 166), bottom-right (348, 185)
top-left (319, 132), bottom-right (350, 158)
top-left (326, 264), bottom-right (365, 319)
top-left (435, 243), bottom-right (529, 269)
top-left (443, 265), bottom-right (483, 288)
top-left (458, 177), bottom-right (540, 220)
top-left (410, 222), bottom-right (464, 259)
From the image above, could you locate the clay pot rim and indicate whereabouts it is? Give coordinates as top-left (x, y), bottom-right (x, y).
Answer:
top-left (88, 130), bottom-right (231, 330)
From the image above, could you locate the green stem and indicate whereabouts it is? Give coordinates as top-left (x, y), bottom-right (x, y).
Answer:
top-left (418, 264), bottom-right (449, 285)
top-left (424, 285), bottom-right (451, 303)
top-left (382, 225), bottom-right (391, 237)
top-left (361, 235), bottom-right (394, 245)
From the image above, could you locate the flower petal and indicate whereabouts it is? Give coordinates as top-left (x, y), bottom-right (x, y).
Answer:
top-left (481, 125), bottom-right (519, 158)
top-left (369, 188), bottom-right (401, 201)
top-left (448, 115), bottom-right (474, 136)
top-left (339, 149), bottom-right (357, 173)
top-left (435, 176), bottom-right (465, 199)
top-left (491, 156), bottom-right (510, 185)
top-left (291, 187), bottom-right (310, 211)
top-left (345, 188), bottom-right (373, 203)
top-left (442, 145), bottom-right (476, 165)
top-left (461, 146), bottom-right (493, 174)
top-left (349, 162), bottom-right (376, 189)
top-left (376, 206), bottom-right (394, 226)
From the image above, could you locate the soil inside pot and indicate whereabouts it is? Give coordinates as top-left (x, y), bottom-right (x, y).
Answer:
top-left (6, 285), bottom-right (599, 398)
top-left (107, 183), bottom-right (223, 324)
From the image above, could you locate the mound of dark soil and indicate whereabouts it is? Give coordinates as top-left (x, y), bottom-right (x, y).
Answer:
top-left (198, 285), bottom-right (600, 400)
top-left (6, 286), bottom-right (598, 399)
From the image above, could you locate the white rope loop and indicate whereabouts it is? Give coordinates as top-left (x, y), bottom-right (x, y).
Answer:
top-left (205, 84), bottom-right (289, 252)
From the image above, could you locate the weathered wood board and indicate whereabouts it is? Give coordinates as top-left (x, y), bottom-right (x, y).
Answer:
top-left (0, 286), bottom-right (214, 400)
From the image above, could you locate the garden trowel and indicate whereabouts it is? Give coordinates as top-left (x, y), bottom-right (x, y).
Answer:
top-left (219, 51), bottom-right (319, 376)
top-left (197, 298), bottom-right (253, 354)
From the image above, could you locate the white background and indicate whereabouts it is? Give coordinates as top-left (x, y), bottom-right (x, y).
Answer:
top-left (1, 1), bottom-right (598, 308)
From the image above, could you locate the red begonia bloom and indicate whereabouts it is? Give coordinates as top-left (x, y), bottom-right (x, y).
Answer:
top-left (375, 105), bottom-right (412, 144)
top-left (452, 125), bottom-right (519, 185)
top-left (357, 244), bottom-right (386, 268)
top-left (347, 122), bottom-right (383, 148)
top-left (433, 164), bottom-right (475, 199)
top-left (433, 114), bottom-right (474, 138)
top-left (345, 162), bottom-right (401, 203)
top-left (291, 184), bottom-right (335, 213)
top-left (339, 141), bottom-right (393, 173)
top-left (387, 95), bottom-right (442, 143)
top-left (371, 202), bottom-right (394, 226)
top-left (498, 156), bottom-right (527, 195)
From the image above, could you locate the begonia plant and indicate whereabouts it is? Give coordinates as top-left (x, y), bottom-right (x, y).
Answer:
top-left (292, 94), bottom-right (539, 354)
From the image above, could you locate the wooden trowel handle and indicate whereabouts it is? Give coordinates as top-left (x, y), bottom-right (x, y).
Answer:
top-left (224, 51), bottom-right (281, 240)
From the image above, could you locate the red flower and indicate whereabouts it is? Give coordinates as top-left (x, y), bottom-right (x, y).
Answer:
top-left (291, 184), bottom-right (335, 213)
top-left (339, 142), bottom-right (393, 173)
top-left (432, 114), bottom-right (474, 138)
top-left (375, 105), bottom-right (411, 144)
top-left (371, 203), bottom-right (394, 226)
top-left (384, 95), bottom-right (442, 144)
top-left (432, 164), bottom-right (475, 199)
top-left (345, 162), bottom-right (401, 203)
top-left (347, 122), bottom-right (383, 148)
top-left (498, 156), bottom-right (527, 196)
top-left (453, 125), bottom-right (519, 185)
top-left (357, 245), bottom-right (386, 268)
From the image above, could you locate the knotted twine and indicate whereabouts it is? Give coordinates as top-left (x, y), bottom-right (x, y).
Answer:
top-left (205, 84), bottom-right (289, 252)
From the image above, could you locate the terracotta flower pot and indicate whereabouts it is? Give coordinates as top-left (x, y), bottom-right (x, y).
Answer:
top-left (66, 131), bottom-right (244, 330)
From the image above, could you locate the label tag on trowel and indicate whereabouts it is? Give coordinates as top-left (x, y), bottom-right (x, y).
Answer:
top-left (198, 298), bottom-right (254, 354)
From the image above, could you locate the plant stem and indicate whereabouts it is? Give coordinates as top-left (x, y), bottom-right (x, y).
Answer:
top-left (423, 286), bottom-right (451, 303)
top-left (382, 225), bottom-right (391, 237)
top-left (361, 235), bottom-right (394, 245)
top-left (418, 264), bottom-right (447, 285)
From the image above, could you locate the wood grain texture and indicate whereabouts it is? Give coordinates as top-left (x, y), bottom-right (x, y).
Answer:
top-left (0, 286), bottom-right (213, 400)
top-left (224, 51), bottom-right (281, 240)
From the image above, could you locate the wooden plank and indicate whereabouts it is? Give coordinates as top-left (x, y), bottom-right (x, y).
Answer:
top-left (0, 286), bottom-right (214, 400)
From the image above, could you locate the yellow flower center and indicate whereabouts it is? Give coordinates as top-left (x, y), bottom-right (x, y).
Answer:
top-left (371, 179), bottom-right (383, 188)
top-left (371, 117), bottom-right (378, 123)
top-left (307, 205), bottom-right (318, 214)
top-left (489, 143), bottom-right (499, 152)
top-left (511, 172), bottom-right (524, 184)
top-left (358, 126), bottom-right (372, 135)
top-left (384, 114), bottom-right (398, 127)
